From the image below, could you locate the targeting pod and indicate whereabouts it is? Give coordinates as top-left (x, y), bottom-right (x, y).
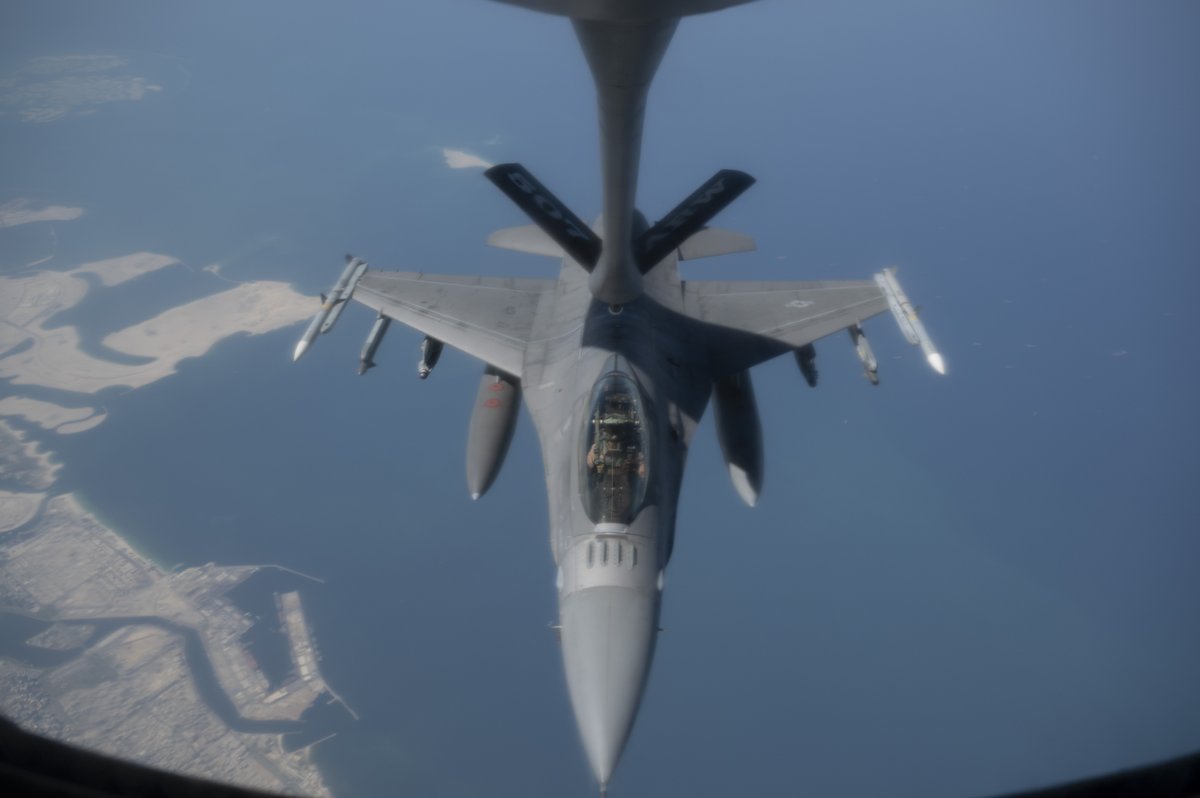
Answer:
top-left (848, 323), bottom-right (879, 385)
top-left (794, 344), bottom-right (818, 388)
top-left (418, 337), bottom-right (444, 379)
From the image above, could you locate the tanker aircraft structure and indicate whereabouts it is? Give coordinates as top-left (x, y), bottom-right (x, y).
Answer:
top-left (293, 0), bottom-right (944, 792)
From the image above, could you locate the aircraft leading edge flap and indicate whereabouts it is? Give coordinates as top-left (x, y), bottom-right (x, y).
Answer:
top-left (485, 163), bottom-right (602, 270)
top-left (352, 270), bottom-right (553, 377)
top-left (637, 169), bottom-right (756, 273)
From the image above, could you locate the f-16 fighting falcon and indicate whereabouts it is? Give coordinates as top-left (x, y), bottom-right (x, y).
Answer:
top-left (293, 0), bottom-right (944, 793)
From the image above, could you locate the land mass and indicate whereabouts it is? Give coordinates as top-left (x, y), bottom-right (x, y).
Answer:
top-left (0, 202), bottom-right (340, 793)
top-left (0, 199), bottom-right (84, 228)
top-left (0, 427), bottom-right (343, 796)
top-left (0, 252), bottom-right (313, 430)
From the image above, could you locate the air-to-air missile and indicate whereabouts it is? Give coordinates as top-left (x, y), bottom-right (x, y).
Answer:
top-left (466, 367), bottom-right (521, 500)
top-left (357, 313), bottom-right (391, 375)
top-left (418, 336), bottom-right (444, 379)
top-left (292, 255), bottom-right (368, 362)
top-left (712, 370), bottom-right (764, 507)
top-left (875, 266), bottom-right (946, 375)
top-left (794, 343), bottom-right (818, 387)
top-left (848, 323), bottom-right (879, 385)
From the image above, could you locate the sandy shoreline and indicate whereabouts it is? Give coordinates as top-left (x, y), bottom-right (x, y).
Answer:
top-left (0, 252), bottom-right (312, 431)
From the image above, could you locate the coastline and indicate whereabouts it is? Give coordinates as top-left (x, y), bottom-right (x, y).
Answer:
top-left (0, 484), bottom-right (344, 796)
top-left (0, 246), bottom-right (346, 794)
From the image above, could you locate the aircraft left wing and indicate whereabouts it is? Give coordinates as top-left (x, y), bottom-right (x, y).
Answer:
top-left (682, 278), bottom-right (888, 374)
top-left (351, 271), bottom-right (552, 376)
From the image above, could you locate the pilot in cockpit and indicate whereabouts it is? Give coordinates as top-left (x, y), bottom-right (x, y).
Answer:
top-left (586, 394), bottom-right (646, 478)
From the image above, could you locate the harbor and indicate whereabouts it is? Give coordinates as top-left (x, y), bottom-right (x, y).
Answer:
top-left (0, 486), bottom-right (353, 797)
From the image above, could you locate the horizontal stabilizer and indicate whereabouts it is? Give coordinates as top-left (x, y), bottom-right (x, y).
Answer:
top-left (637, 169), bottom-right (756, 273)
top-left (677, 227), bottom-right (756, 261)
top-left (487, 225), bottom-right (565, 258)
top-left (485, 163), bottom-right (602, 270)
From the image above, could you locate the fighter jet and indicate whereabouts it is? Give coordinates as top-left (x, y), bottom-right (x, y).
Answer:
top-left (293, 0), bottom-right (945, 792)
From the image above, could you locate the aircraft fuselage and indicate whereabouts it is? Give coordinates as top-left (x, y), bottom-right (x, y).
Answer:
top-left (520, 247), bottom-right (708, 787)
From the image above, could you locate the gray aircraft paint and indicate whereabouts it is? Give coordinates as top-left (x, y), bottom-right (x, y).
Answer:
top-left (294, 0), bottom-right (943, 791)
top-left (466, 368), bottom-right (522, 500)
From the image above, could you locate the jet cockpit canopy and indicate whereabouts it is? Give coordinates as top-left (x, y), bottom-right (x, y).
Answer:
top-left (581, 370), bottom-right (651, 525)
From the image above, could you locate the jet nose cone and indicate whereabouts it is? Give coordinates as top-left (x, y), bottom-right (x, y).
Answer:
top-left (560, 586), bottom-right (659, 787)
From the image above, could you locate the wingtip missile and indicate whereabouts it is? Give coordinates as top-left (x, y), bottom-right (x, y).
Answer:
top-left (293, 256), bottom-right (369, 363)
top-left (320, 259), bottom-right (368, 335)
top-left (292, 307), bottom-right (325, 362)
top-left (875, 267), bottom-right (945, 376)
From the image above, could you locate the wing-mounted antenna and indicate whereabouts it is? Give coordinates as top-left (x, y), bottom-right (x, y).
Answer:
top-left (485, 163), bottom-right (602, 270)
top-left (636, 169), bottom-right (755, 273)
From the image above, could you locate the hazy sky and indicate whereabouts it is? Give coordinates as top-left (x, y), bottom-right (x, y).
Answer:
top-left (2, 2), bottom-right (1199, 797)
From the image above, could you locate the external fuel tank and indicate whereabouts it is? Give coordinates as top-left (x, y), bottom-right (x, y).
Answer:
top-left (465, 367), bottom-right (522, 499)
top-left (712, 370), bottom-right (763, 507)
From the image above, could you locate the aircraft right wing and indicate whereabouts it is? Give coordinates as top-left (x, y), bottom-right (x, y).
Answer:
top-left (351, 271), bottom-right (553, 377)
top-left (682, 278), bottom-right (889, 374)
